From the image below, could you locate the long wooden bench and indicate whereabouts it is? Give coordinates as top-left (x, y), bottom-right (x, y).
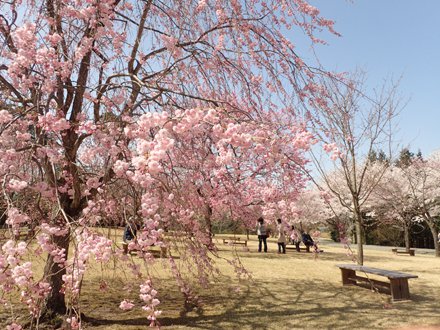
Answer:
top-left (392, 248), bottom-right (415, 256)
top-left (285, 245), bottom-right (310, 252)
top-left (223, 237), bottom-right (247, 246)
top-left (120, 241), bottom-right (168, 257)
top-left (336, 264), bottom-right (418, 301)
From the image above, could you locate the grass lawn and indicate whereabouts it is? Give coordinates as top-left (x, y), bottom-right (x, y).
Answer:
top-left (1, 232), bottom-right (440, 329)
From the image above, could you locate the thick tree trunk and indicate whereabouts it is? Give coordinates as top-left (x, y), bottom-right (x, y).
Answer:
top-left (43, 229), bottom-right (71, 315)
top-left (426, 220), bottom-right (440, 257)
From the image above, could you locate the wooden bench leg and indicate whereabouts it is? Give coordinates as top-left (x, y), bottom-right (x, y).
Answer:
top-left (122, 242), bottom-right (128, 255)
top-left (341, 269), bottom-right (356, 285)
top-left (390, 278), bottom-right (410, 301)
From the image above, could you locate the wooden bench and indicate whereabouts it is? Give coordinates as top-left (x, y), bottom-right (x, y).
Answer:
top-left (14, 227), bottom-right (33, 240)
top-left (120, 241), bottom-right (168, 257)
top-left (223, 237), bottom-right (247, 246)
top-left (336, 264), bottom-right (418, 301)
top-left (286, 245), bottom-right (310, 252)
top-left (392, 248), bottom-right (415, 256)
top-left (163, 231), bottom-right (191, 238)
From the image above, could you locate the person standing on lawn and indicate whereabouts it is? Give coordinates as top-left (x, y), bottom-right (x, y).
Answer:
top-left (256, 217), bottom-right (268, 252)
top-left (276, 218), bottom-right (286, 254)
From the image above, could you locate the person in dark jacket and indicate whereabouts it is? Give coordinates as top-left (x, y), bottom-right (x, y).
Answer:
top-left (301, 230), bottom-right (323, 253)
top-left (122, 219), bottom-right (138, 254)
top-left (123, 220), bottom-right (137, 243)
top-left (301, 231), bottom-right (314, 252)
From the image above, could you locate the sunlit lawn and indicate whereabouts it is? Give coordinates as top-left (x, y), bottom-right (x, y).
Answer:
top-left (1, 230), bottom-right (440, 329)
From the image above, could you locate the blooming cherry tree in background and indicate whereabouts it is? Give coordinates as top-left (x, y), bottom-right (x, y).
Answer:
top-left (0, 0), bottom-right (339, 327)
top-left (366, 151), bottom-right (440, 256)
top-left (399, 153), bottom-right (440, 256)
top-left (286, 188), bottom-right (333, 228)
top-left (368, 165), bottom-right (418, 250)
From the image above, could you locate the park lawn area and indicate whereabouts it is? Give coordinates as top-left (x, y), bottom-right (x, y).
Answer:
top-left (1, 233), bottom-right (440, 329)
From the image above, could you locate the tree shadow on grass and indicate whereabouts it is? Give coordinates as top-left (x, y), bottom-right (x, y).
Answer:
top-left (156, 277), bottom-right (439, 330)
top-left (77, 248), bottom-right (438, 330)
top-left (83, 275), bottom-right (439, 329)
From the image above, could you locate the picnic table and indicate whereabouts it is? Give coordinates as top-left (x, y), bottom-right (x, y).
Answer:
top-left (336, 264), bottom-right (418, 301)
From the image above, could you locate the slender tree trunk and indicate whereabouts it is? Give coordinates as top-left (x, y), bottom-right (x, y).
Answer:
top-left (43, 229), bottom-right (71, 315)
top-left (354, 216), bottom-right (364, 265)
top-left (204, 204), bottom-right (214, 248)
top-left (353, 200), bottom-right (364, 265)
top-left (403, 220), bottom-right (411, 251)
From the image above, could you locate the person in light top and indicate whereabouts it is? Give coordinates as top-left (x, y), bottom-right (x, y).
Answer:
top-left (256, 217), bottom-right (268, 252)
top-left (290, 225), bottom-right (301, 252)
top-left (276, 218), bottom-right (286, 254)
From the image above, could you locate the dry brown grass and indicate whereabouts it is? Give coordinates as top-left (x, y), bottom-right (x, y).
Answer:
top-left (1, 232), bottom-right (440, 329)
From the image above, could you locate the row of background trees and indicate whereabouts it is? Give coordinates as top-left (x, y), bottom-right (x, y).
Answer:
top-left (327, 148), bottom-right (439, 250)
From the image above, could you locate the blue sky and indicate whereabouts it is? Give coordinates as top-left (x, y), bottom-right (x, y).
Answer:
top-left (297, 0), bottom-right (440, 156)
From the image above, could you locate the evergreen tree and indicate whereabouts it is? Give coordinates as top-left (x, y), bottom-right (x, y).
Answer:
top-left (396, 148), bottom-right (414, 168)
top-left (368, 150), bottom-right (378, 163)
top-left (377, 150), bottom-right (390, 165)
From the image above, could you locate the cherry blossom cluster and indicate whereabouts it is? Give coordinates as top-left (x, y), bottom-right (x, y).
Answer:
top-left (139, 280), bottom-right (162, 327)
top-left (1, 240), bottom-right (51, 320)
top-left (0, 0), bottom-right (342, 326)
top-left (62, 229), bottom-right (112, 304)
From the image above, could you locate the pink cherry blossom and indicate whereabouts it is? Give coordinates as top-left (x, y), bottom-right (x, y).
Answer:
top-left (119, 299), bottom-right (135, 311)
top-left (0, 0), bottom-right (342, 324)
